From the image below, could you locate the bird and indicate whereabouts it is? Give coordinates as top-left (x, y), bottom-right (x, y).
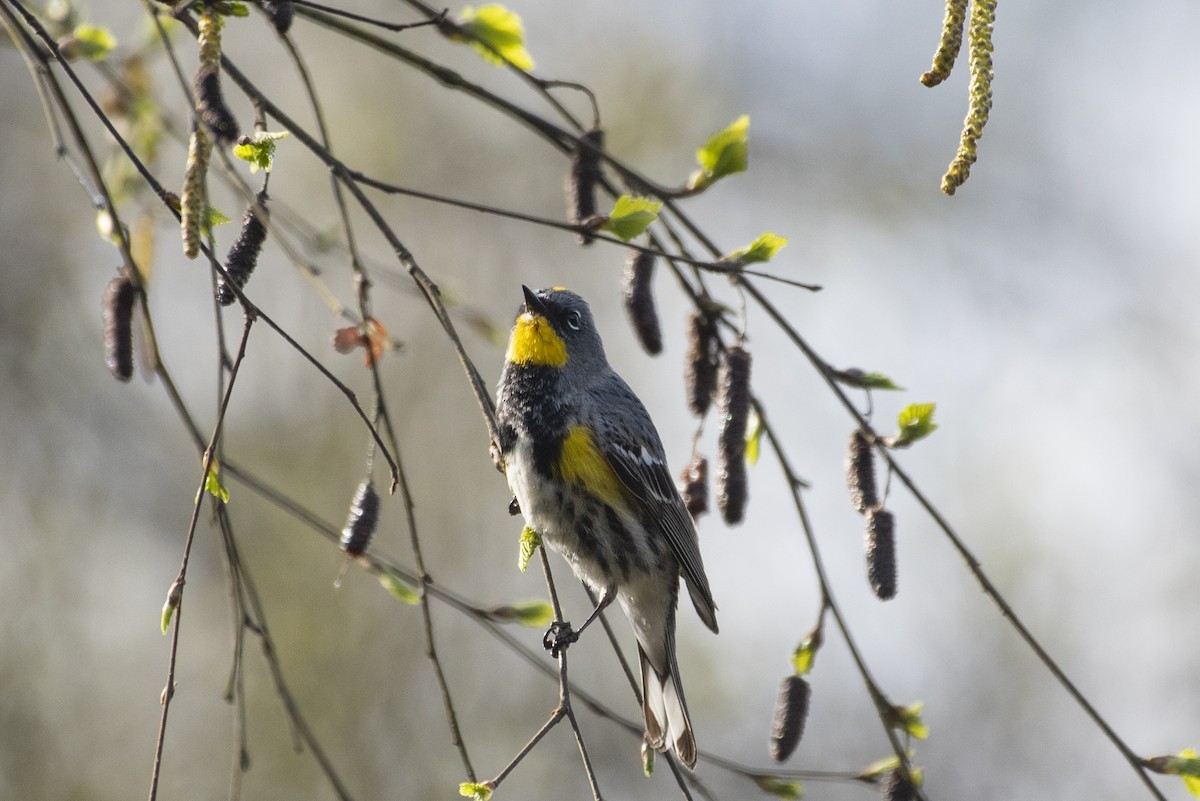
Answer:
top-left (495, 285), bottom-right (719, 770)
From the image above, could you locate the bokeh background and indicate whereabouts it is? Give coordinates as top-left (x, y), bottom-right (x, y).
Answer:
top-left (2, 1), bottom-right (1198, 799)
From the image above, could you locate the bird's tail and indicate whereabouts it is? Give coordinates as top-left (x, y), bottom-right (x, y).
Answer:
top-left (640, 644), bottom-right (697, 770)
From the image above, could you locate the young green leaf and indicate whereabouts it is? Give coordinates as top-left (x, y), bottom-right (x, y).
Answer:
top-left (832, 367), bottom-right (905, 391)
top-left (1184, 749), bottom-right (1200, 799)
top-left (488, 600), bottom-right (554, 628)
top-left (754, 776), bottom-right (804, 799)
top-left (378, 569), bottom-right (420, 605)
top-left (689, 114), bottom-right (749, 191)
top-left (726, 232), bottom-right (788, 265)
top-left (893, 702), bottom-right (929, 740)
top-left (71, 24), bottom-right (117, 60)
top-left (455, 5), bottom-right (534, 71)
top-left (855, 753), bottom-right (901, 781)
top-left (232, 130), bottom-right (289, 174)
top-left (887, 403), bottom-right (938, 448)
top-left (1145, 750), bottom-right (1200, 798)
top-left (203, 461), bottom-right (229, 503)
top-left (518, 526), bottom-right (541, 572)
top-left (744, 407), bottom-right (763, 466)
top-left (790, 624), bottom-right (823, 676)
top-left (458, 781), bottom-right (494, 801)
top-left (1178, 749), bottom-right (1200, 798)
top-left (641, 739), bottom-right (655, 776)
top-left (204, 205), bottom-right (232, 232)
top-left (600, 195), bottom-right (662, 242)
top-left (160, 578), bottom-right (182, 635)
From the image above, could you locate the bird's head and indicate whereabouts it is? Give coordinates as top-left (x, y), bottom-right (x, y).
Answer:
top-left (505, 285), bottom-right (608, 379)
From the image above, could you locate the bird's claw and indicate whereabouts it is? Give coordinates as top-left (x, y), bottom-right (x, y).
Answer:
top-left (543, 620), bottom-right (578, 657)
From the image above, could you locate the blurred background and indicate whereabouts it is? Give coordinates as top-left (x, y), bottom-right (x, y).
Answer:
top-left (2, 0), bottom-right (1198, 799)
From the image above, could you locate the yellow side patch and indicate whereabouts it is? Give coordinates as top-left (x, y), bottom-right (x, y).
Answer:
top-left (506, 313), bottom-right (567, 367)
top-left (557, 426), bottom-right (628, 510)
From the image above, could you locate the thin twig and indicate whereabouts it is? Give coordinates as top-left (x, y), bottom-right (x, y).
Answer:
top-left (199, 38), bottom-right (501, 450)
top-left (755, 396), bottom-right (927, 799)
top-left (290, 0), bottom-right (441, 32)
top-left (741, 280), bottom-right (1168, 801)
top-left (10, 0), bottom-right (1173, 798)
top-left (148, 311), bottom-right (255, 801)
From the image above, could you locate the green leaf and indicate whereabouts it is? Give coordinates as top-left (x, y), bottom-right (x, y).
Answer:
top-left (690, 114), bottom-right (749, 191)
top-left (832, 368), bottom-right (905, 391)
top-left (488, 600), bottom-right (554, 628)
top-left (459, 781), bottom-right (493, 801)
top-left (203, 205), bottom-right (231, 234)
top-left (518, 526), bottom-right (541, 572)
top-left (202, 0), bottom-right (251, 16)
top-left (856, 754), bottom-right (901, 780)
top-left (754, 776), bottom-right (804, 799)
top-left (790, 625), bottom-right (823, 676)
top-left (1173, 750), bottom-right (1200, 798)
top-left (726, 232), bottom-right (788, 265)
top-left (378, 569), bottom-right (420, 605)
top-left (72, 24), bottom-right (117, 60)
top-left (456, 5), bottom-right (534, 71)
top-left (893, 702), bottom-right (929, 740)
top-left (600, 195), bottom-right (662, 242)
top-left (1173, 750), bottom-right (1200, 776)
top-left (887, 403), bottom-right (938, 448)
top-left (641, 740), bottom-right (655, 776)
top-left (744, 407), bottom-right (763, 466)
top-left (203, 460), bottom-right (229, 503)
top-left (160, 579), bottom-right (182, 635)
top-left (232, 130), bottom-right (289, 174)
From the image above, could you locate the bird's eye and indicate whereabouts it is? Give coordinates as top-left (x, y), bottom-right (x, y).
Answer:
top-left (566, 310), bottom-right (582, 330)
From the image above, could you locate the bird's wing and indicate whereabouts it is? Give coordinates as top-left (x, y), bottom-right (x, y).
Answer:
top-left (604, 431), bottom-right (718, 631)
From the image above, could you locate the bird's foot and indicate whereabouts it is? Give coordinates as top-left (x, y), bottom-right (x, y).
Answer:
top-left (542, 620), bottom-right (578, 657)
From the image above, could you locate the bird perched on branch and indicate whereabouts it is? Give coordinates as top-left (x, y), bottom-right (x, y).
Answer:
top-left (496, 285), bottom-right (719, 770)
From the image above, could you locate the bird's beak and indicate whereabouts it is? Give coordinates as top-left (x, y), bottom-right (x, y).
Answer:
top-left (522, 285), bottom-right (549, 317)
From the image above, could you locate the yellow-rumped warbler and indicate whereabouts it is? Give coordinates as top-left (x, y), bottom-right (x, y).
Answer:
top-left (496, 285), bottom-right (719, 770)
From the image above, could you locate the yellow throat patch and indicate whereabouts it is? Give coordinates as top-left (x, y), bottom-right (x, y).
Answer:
top-left (556, 426), bottom-right (629, 510)
top-left (506, 313), bottom-right (568, 367)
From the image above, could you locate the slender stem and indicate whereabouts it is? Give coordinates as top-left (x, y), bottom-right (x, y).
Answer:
top-left (741, 278), bottom-right (1166, 801)
top-left (233, 516), bottom-right (359, 799)
top-left (273, 26), bottom-right (474, 774)
top-left (196, 34), bottom-right (501, 453)
top-left (755, 397), bottom-right (927, 798)
top-left (886, 455), bottom-right (1165, 798)
top-left (558, 647), bottom-right (604, 801)
top-left (489, 705), bottom-right (566, 788)
top-left (290, 0), bottom-right (441, 32)
top-left (8, 0), bottom-right (1172, 797)
top-left (148, 312), bottom-right (255, 801)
